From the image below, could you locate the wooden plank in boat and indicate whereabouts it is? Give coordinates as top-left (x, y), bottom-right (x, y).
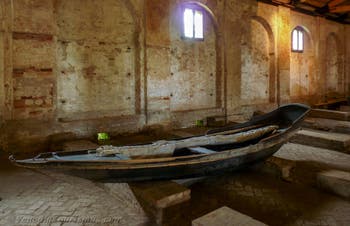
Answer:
top-left (115, 154), bottom-right (130, 160)
top-left (96, 125), bottom-right (278, 157)
top-left (188, 147), bottom-right (216, 154)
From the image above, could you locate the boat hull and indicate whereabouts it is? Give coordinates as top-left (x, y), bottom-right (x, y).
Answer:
top-left (11, 103), bottom-right (310, 182)
top-left (63, 143), bottom-right (283, 182)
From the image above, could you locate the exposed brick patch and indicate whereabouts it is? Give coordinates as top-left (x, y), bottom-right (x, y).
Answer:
top-left (13, 100), bottom-right (26, 108)
top-left (13, 32), bottom-right (53, 41)
top-left (13, 67), bottom-right (53, 77)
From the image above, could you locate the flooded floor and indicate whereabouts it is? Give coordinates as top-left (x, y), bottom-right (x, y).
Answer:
top-left (163, 169), bottom-right (350, 226)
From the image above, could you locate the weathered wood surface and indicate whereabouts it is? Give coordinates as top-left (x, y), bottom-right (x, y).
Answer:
top-left (96, 125), bottom-right (278, 157)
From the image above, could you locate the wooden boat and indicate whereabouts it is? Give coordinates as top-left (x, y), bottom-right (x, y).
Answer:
top-left (10, 104), bottom-right (310, 182)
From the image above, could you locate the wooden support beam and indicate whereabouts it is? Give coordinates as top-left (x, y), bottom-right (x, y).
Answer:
top-left (303, 0), bottom-right (329, 8)
top-left (328, 0), bottom-right (348, 8)
top-left (330, 4), bottom-right (350, 13)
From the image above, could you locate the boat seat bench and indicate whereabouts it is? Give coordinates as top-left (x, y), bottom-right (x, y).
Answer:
top-left (188, 147), bottom-right (216, 154)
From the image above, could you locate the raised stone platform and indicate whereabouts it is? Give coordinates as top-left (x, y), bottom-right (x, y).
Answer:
top-left (312, 98), bottom-right (348, 109)
top-left (340, 105), bottom-right (350, 112)
top-left (290, 129), bottom-right (350, 153)
top-left (130, 181), bottom-right (191, 225)
top-left (302, 117), bottom-right (350, 134)
top-left (192, 206), bottom-right (267, 226)
top-left (265, 142), bottom-right (350, 188)
top-left (317, 170), bottom-right (350, 199)
top-left (309, 109), bottom-right (350, 121)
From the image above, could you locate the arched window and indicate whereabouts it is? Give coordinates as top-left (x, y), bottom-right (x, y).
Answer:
top-left (182, 5), bottom-right (204, 40)
top-left (292, 27), bottom-right (304, 52)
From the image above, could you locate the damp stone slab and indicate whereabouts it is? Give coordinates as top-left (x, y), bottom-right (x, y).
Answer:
top-left (130, 181), bottom-right (191, 225)
top-left (302, 117), bottom-right (350, 134)
top-left (309, 109), bottom-right (350, 121)
top-left (317, 170), bottom-right (350, 199)
top-left (192, 206), bottom-right (267, 226)
top-left (340, 105), bottom-right (350, 112)
top-left (290, 129), bottom-right (350, 153)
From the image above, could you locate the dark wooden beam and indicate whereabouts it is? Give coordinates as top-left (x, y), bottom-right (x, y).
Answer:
top-left (329, 0), bottom-right (348, 8)
top-left (330, 4), bottom-right (350, 13)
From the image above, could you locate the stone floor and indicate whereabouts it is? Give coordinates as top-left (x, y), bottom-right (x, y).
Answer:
top-left (0, 155), bottom-right (149, 226)
top-left (275, 143), bottom-right (350, 172)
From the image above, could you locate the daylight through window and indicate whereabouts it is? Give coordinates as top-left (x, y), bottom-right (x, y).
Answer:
top-left (292, 27), bottom-right (304, 52)
top-left (183, 7), bottom-right (204, 39)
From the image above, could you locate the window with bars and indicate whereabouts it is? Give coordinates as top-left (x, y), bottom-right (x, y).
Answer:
top-left (183, 7), bottom-right (204, 40)
top-left (292, 27), bottom-right (304, 52)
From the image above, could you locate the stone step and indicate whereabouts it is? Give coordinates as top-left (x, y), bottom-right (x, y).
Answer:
top-left (290, 129), bottom-right (350, 153)
top-left (302, 117), bottom-right (350, 134)
top-left (340, 105), bottom-right (350, 112)
top-left (312, 98), bottom-right (348, 109)
top-left (309, 109), bottom-right (350, 121)
top-left (263, 143), bottom-right (350, 188)
top-left (317, 170), bottom-right (350, 199)
top-left (192, 206), bottom-right (267, 226)
top-left (129, 181), bottom-right (190, 225)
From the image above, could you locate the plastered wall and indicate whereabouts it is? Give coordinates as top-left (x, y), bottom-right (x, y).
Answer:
top-left (0, 0), bottom-right (349, 153)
